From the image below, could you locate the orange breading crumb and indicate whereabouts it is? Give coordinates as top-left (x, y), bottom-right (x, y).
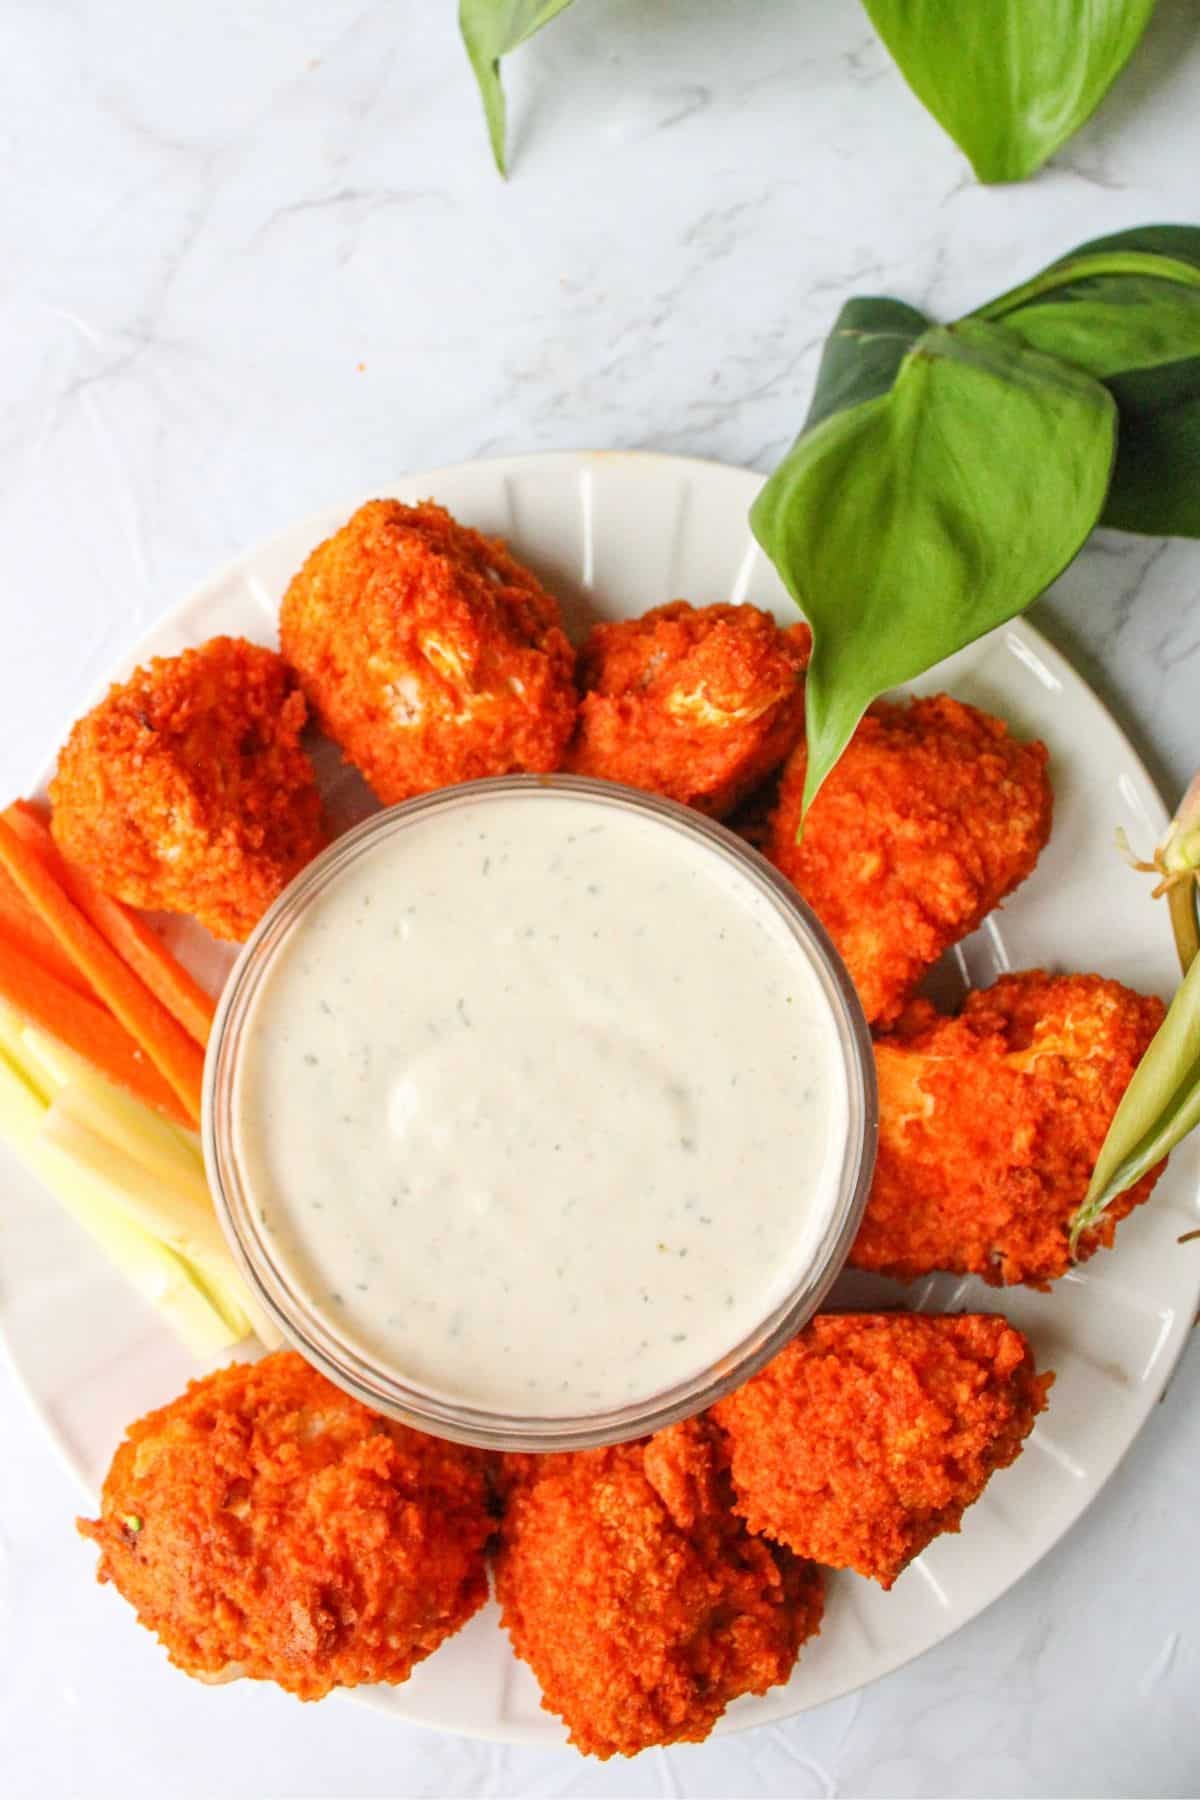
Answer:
top-left (766, 695), bottom-right (1053, 1024)
top-left (280, 500), bottom-right (577, 805)
top-left (854, 971), bottom-right (1167, 1288)
top-left (493, 1417), bottom-right (822, 1758)
top-left (50, 636), bottom-right (325, 942)
top-left (712, 1314), bottom-right (1051, 1589)
top-left (77, 1353), bottom-right (491, 1700)
top-left (565, 602), bottom-right (811, 817)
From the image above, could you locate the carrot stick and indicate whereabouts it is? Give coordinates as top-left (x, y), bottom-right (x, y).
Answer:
top-left (5, 803), bottom-right (216, 1048)
top-left (0, 936), bottom-right (191, 1126)
top-left (0, 867), bottom-right (94, 997)
top-left (0, 817), bottom-right (205, 1125)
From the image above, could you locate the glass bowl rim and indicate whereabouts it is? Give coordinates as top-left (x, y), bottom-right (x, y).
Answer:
top-left (203, 773), bottom-right (879, 1451)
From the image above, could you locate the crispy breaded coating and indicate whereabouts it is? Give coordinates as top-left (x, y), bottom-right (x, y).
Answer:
top-left (50, 636), bottom-right (325, 942)
top-left (854, 971), bottom-right (1167, 1288)
top-left (712, 1314), bottom-right (1051, 1589)
top-left (279, 500), bottom-right (577, 804)
top-left (77, 1353), bottom-right (491, 1700)
top-left (766, 695), bottom-right (1053, 1024)
top-left (493, 1417), bottom-right (822, 1758)
top-left (565, 602), bottom-right (811, 817)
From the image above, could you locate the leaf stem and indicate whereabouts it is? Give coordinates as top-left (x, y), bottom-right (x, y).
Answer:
top-left (1168, 879), bottom-right (1200, 978)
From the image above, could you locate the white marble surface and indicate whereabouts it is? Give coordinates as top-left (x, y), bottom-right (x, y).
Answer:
top-left (2, 4), bottom-right (1200, 1796)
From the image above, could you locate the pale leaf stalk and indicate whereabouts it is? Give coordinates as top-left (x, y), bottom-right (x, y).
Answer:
top-left (1163, 772), bottom-right (1200, 974)
top-left (1069, 825), bottom-right (1200, 1252)
top-left (1162, 772), bottom-right (1200, 874)
top-left (1167, 882), bottom-right (1200, 979)
top-left (1122, 774), bottom-right (1200, 976)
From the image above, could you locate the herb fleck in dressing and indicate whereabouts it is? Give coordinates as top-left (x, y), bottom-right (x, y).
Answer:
top-left (234, 791), bottom-right (846, 1416)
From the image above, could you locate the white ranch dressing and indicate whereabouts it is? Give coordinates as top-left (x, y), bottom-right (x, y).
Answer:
top-left (233, 789), bottom-right (847, 1416)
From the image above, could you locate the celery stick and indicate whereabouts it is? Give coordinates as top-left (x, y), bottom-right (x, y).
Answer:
top-left (0, 1003), bottom-right (54, 1104)
top-left (14, 1019), bottom-right (83, 1091)
top-left (38, 1100), bottom-right (261, 1343)
top-left (0, 1043), bottom-right (49, 1140)
top-left (21, 1026), bottom-right (206, 1177)
top-left (18, 1029), bottom-right (264, 1334)
top-left (40, 1101), bottom-right (228, 1265)
top-left (6, 1022), bottom-right (69, 1087)
top-left (51, 1074), bottom-right (213, 1208)
top-left (210, 1273), bottom-right (283, 1351)
top-left (7, 1025), bottom-right (276, 1353)
top-left (0, 1053), bottom-right (239, 1358)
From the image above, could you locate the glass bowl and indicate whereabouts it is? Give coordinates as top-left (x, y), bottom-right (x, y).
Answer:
top-left (203, 774), bottom-right (877, 1451)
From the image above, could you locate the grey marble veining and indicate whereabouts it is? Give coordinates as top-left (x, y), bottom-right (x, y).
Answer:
top-left (2, 4), bottom-right (1200, 1796)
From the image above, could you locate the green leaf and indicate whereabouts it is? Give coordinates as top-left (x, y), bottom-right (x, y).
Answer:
top-left (998, 278), bottom-right (1200, 380)
top-left (968, 234), bottom-right (1200, 535)
top-left (1102, 387), bottom-right (1200, 535)
top-left (751, 319), bottom-right (1117, 808)
top-left (1071, 949), bottom-right (1200, 1247)
top-left (967, 235), bottom-right (1200, 538)
top-left (459, 0), bottom-right (576, 175)
top-left (862, 0), bottom-right (1160, 184)
top-left (1101, 359), bottom-right (1200, 536)
top-left (979, 252), bottom-right (1200, 321)
top-left (1054, 225), bottom-right (1200, 273)
top-left (803, 297), bottom-right (933, 432)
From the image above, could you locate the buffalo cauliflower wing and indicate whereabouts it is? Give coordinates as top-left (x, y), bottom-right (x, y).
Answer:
top-left (279, 500), bottom-right (577, 804)
top-left (854, 971), bottom-right (1167, 1287)
top-left (77, 1353), bottom-right (492, 1699)
top-left (711, 1314), bottom-right (1051, 1588)
top-left (766, 695), bottom-right (1053, 1024)
top-left (565, 601), bottom-right (811, 817)
top-left (493, 1417), bottom-right (822, 1758)
top-left (50, 636), bottom-right (325, 942)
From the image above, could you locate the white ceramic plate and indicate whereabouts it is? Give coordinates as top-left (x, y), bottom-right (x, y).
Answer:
top-left (3, 451), bottom-right (1198, 1746)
